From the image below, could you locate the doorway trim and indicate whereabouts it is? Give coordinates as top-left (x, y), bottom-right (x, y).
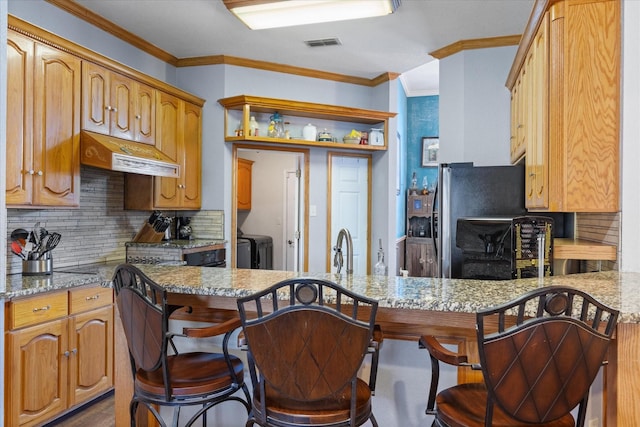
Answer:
top-left (326, 151), bottom-right (372, 274)
top-left (232, 144), bottom-right (310, 271)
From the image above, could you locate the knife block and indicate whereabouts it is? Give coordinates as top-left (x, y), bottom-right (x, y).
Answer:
top-left (132, 222), bottom-right (164, 243)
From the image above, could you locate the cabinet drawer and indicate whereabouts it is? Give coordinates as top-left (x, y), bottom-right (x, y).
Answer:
top-left (8, 291), bottom-right (68, 329)
top-left (69, 287), bottom-right (113, 314)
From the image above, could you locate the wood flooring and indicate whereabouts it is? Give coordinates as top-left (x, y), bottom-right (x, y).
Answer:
top-left (43, 392), bottom-right (115, 427)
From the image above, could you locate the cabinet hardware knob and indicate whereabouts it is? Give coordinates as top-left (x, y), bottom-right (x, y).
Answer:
top-left (63, 351), bottom-right (70, 357)
top-left (135, 115), bottom-right (141, 119)
top-left (72, 348), bottom-right (78, 355)
top-left (85, 295), bottom-right (100, 301)
top-left (105, 106), bottom-right (112, 111)
top-left (37, 170), bottom-right (43, 176)
top-left (32, 305), bottom-right (50, 312)
top-left (112, 108), bottom-right (118, 112)
top-left (529, 172), bottom-right (536, 177)
top-left (27, 169), bottom-right (35, 175)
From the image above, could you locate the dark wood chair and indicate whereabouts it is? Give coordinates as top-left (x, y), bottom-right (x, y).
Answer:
top-left (237, 277), bottom-right (380, 427)
top-left (419, 286), bottom-right (618, 427)
top-left (112, 264), bottom-right (251, 426)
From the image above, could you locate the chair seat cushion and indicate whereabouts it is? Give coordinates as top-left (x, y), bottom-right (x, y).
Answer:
top-left (436, 383), bottom-right (575, 427)
top-left (253, 378), bottom-right (373, 426)
top-left (136, 351), bottom-right (244, 398)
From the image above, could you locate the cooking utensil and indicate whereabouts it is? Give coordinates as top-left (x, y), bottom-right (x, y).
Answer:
top-left (36, 232), bottom-right (61, 259)
top-left (11, 241), bottom-right (27, 260)
top-left (11, 228), bottom-right (30, 241)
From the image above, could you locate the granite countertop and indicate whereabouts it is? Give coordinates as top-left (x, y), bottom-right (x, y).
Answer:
top-left (4, 263), bottom-right (640, 323)
top-left (125, 238), bottom-right (226, 249)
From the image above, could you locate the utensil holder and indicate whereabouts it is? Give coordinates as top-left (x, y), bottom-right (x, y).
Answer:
top-left (22, 253), bottom-right (53, 276)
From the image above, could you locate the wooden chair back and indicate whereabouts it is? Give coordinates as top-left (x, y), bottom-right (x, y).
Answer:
top-left (477, 286), bottom-right (618, 425)
top-left (237, 278), bottom-right (378, 423)
top-left (113, 264), bottom-right (170, 396)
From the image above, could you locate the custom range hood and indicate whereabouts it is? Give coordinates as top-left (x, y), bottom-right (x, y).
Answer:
top-left (80, 131), bottom-right (180, 178)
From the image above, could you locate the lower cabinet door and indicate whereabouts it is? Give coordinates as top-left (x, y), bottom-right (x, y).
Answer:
top-left (69, 305), bottom-right (114, 406)
top-left (406, 239), bottom-right (437, 277)
top-left (5, 318), bottom-right (69, 427)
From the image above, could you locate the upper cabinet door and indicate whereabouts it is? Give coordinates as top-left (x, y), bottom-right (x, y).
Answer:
top-left (109, 72), bottom-right (135, 141)
top-left (134, 82), bottom-right (156, 145)
top-left (33, 42), bottom-right (82, 207)
top-left (82, 62), bottom-right (111, 135)
top-left (181, 102), bottom-right (202, 209)
top-left (6, 31), bottom-right (34, 205)
top-left (154, 91), bottom-right (182, 208)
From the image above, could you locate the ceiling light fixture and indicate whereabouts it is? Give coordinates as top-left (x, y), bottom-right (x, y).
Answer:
top-left (223, 0), bottom-right (400, 30)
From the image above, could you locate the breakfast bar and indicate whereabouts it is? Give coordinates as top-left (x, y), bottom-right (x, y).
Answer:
top-left (5, 265), bottom-right (640, 426)
top-left (104, 265), bottom-right (639, 427)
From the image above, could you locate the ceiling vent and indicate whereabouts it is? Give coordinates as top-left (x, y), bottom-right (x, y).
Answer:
top-left (304, 38), bottom-right (342, 47)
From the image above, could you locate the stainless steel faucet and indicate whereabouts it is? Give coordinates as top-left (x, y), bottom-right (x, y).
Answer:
top-left (333, 228), bottom-right (353, 274)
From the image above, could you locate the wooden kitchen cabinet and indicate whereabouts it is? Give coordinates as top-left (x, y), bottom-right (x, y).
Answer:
top-left (405, 192), bottom-right (436, 277)
top-left (507, 0), bottom-right (620, 212)
top-left (82, 61), bottom-right (156, 144)
top-left (406, 237), bottom-right (437, 277)
top-left (509, 52), bottom-right (529, 163)
top-left (6, 30), bottom-right (81, 207)
top-left (4, 286), bottom-right (114, 427)
top-left (218, 95), bottom-right (396, 152)
top-left (237, 158), bottom-right (254, 210)
top-left (124, 92), bottom-right (202, 210)
top-left (68, 287), bottom-right (114, 407)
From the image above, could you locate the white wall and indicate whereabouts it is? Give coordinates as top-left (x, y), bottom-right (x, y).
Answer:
top-left (620, 0), bottom-right (640, 272)
top-left (439, 46), bottom-right (517, 166)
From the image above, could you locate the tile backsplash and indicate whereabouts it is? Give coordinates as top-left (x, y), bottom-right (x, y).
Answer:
top-left (6, 166), bottom-right (224, 275)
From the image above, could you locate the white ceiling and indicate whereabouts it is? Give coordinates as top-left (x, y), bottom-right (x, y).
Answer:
top-left (71, 0), bottom-right (534, 96)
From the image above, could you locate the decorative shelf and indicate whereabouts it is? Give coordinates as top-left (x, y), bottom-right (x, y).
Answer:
top-left (218, 95), bottom-right (396, 151)
top-left (553, 238), bottom-right (617, 261)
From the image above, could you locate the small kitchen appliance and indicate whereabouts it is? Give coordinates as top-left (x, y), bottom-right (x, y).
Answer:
top-left (177, 217), bottom-right (193, 240)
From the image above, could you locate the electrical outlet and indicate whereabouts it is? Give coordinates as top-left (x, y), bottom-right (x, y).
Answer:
top-left (588, 418), bottom-right (600, 427)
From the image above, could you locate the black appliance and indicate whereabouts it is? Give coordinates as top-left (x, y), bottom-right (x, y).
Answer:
top-left (177, 217), bottom-right (193, 240)
top-left (238, 233), bottom-right (273, 270)
top-left (455, 216), bottom-right (554, 280)
top-left (237, 238), bottom-right (251, 269)
top-left (455, 217), bottom-right (514, 280)
top-left (435, 163), bottom-right (527, 279)
top-left (183, 248), bottom-right (226, 267)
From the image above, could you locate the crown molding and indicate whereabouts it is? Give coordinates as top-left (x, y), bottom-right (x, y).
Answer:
top-left (46, 0), bottom-right (400, 87)
top-left (429, 34), bottom-right (522, 60)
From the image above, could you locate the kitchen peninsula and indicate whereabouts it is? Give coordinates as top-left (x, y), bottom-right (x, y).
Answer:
top-left (4, 265), bottom-right (640, 426)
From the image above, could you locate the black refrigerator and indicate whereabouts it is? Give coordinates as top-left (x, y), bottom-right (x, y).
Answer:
top-left (434, 163), bottom-right (527, 279)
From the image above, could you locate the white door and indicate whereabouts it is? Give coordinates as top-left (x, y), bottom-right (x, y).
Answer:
top-left (329, 154), bottom-right (370, 275)
top-left (284, 168), bottom-right (301, 271)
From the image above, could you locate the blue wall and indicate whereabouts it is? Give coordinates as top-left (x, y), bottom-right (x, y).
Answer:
top-left (396, 80), bottom-right (408, 238)
top-left (407, 96), bottom-right (439, 193)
